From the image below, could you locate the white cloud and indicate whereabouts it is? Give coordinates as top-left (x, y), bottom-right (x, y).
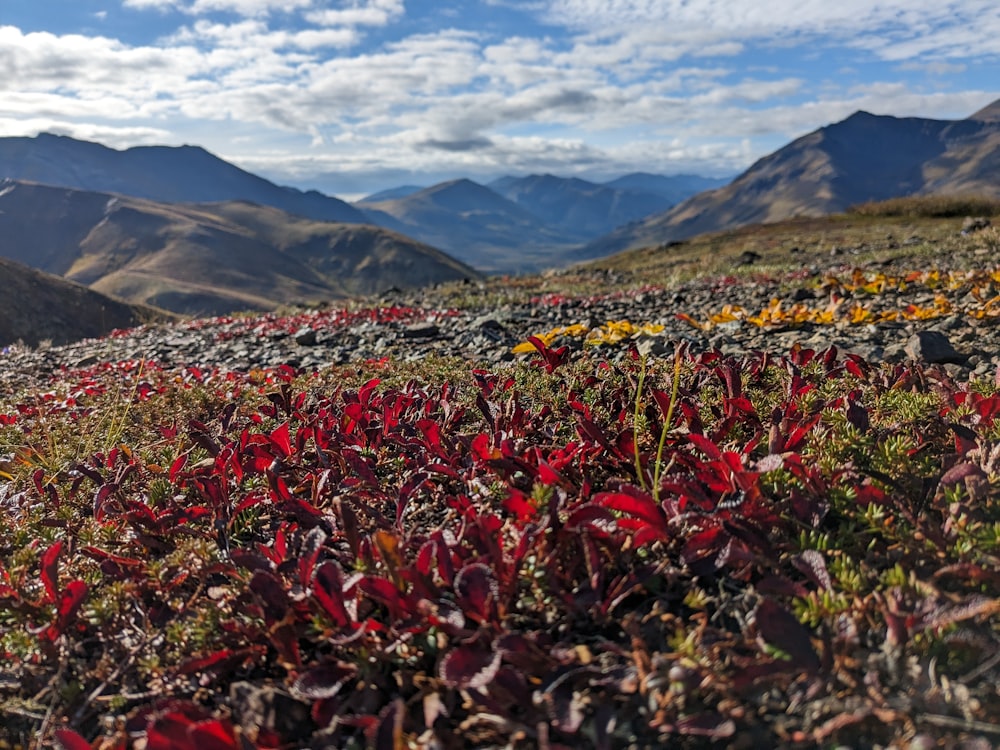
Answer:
top-left (123, 0), bottom-right (313, 16)
top-left (305, 0), bottom-right (404, 27)
top-left (4, 0), bottom-right (998, 194)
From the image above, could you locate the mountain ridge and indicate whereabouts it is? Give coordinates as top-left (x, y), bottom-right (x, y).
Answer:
top-left (0, 133), bottom-right (367, 224)
top-left (577, 99), bottom-right (1000, 260)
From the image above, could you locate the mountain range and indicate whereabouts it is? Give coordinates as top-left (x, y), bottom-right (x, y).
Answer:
top-left (355, 173), bottom-right (724, 272)
top-left (1, 98), bottom-right (999, 334)
top-left (580, 99), bottom-right (1000, 258)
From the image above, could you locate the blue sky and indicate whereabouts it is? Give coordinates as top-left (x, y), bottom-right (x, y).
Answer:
top-left (2, 0), bottom-right (999, 197)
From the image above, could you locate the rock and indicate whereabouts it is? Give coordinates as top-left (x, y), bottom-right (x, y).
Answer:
top-left (962, 216), bottom-right (991, 234)
top-left (735, 250), bottom-right (762, 267)
top-left (904, 330), bottom-right (965, 364)
top-left (293, 327), bottom-right (317, 346)
top-left (401, 323), bottom-right (440, 339)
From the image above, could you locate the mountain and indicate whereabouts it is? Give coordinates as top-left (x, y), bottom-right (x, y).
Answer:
top-left (360, 185), bottom-right (425, 202)
top-left (577, 100), bottom-right (1000, 259)
top-left (356, 179), bottom-right (581, 273)
top-left (0, 180), bottom-right (478, 316)
top-left (602, 173), bottom-right (730, 203)
top-left (0, 255), bottom-right (171, 347)
top-left (486, 174), bottom-right (674, 237)
top-left (0, 133), bottom-right (367, 224)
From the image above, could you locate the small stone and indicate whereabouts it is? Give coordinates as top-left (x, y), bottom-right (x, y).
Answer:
top-left (904, 330), bottom-right (965, 364)
top-left (401, 323), bottom-right (440, 339)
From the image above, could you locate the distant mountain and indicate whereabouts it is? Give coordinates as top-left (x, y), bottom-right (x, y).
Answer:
top-left (0, 180), bottom-right (478, 316)
top-left (357, 179), bottom-right (581, 273)
top-left (486, 174), bottom-right (674, 237)
top-left (0, 255), bottom-right (171, 347)
top-left (360, 185), bottom-right (425, 202)
top-left (577, 100), bottom-right (1000, 260)
top-left (603, 173), bottom-right (730, 203)
top-left (0, 133), bottom-right (367, 224)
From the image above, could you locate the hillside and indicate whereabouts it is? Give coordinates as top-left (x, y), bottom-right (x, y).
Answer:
top-left (578, 99), bottom-right (1000, 259)
top-left (357, 178), bottom-right (580, 273)
top-left (0, 255), bottom-right (171, 347)
top-left (0, 180), bottom-right (478, 316)
top-left (0, 133), bottom-right (367, 224)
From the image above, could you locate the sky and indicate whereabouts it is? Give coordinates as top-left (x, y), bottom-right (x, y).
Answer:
top-left (2, 0), bottom-right (999, 198)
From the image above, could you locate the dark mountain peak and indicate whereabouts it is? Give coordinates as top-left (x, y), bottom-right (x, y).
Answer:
top-left (415, 179), bottom-right (510, 210)
top-left (969, 98), bottom-right (1000, 123)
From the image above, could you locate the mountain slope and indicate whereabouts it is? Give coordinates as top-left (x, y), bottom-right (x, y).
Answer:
top-left (0, 133), bottom-right (367, 224)
top-left (0, 181), bottom-right (478, 316)
top-left (357, 179), bottom-right (580, 273)
top-left (0, 255), bottom-right (171, 347)
top-left (577, 100), bottom-right (1000, 259)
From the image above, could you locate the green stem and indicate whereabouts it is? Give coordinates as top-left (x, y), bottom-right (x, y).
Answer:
top-left (652, 348), bottom-right (683, 502)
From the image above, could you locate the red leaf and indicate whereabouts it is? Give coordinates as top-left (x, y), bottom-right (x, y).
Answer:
top-left (54, 730), bottom-right (92, 750)
top-left (359, 575), bottom-right (403, 618)
top-left (169, 453), bottom-right (188, 482)
top-left (502, 488), bottom-right (537, 522)
top-left (249, 570), bottom-right (290, 624)
top-left (40, 540), bottom-right (63, 603)
top-left (440, 640), bottom-right (502, 689)
top-left (57, 579), bottom-right (88, 623)
top-left (176, 648), bottom-right (261, 676)
top-left (455, 563), bottom-right (498, 624)
top-left (188, 720), bottom-right (241, 750)
top-left (292, 661), bottom-right (356, 700)
top-left (792, 550), bottom-right (832, 591)
top-left (687, 432), bottom-right (723, 460)
top-left (564, 504), bottom-right (617, 537)
top-left (270, 422), bottom-right (292, 458)
top-left (537, 460), bottom-right (564, 486)
top-left (595, 491), bottom-right (667, 541)
top-left (314, 562), bottom-right (351, 627)
top-left (755, 599), bottom-right (820, 674)
top-left (93, 484), bottom-right (118, 523)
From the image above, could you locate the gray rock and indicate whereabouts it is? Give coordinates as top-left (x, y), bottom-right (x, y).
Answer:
top-left (401, 323), bottom-right (440, 339)
top-left (904, 330), bottom-right (966, 364)
top-left (293, 327), bottom-right (317, 346)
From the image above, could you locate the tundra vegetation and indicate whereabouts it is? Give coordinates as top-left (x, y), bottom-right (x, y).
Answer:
top-left (1, 198), bottom-right (999, 749)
